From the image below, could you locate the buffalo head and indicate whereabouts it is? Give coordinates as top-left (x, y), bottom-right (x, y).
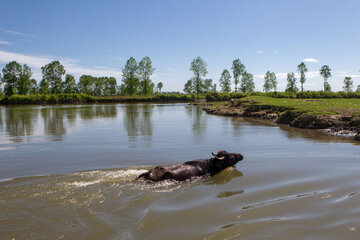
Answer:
top-left (210, 150), bottom-right (243, 174)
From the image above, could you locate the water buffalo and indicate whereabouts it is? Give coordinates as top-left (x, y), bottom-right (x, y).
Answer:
top-left (136, 150), bottom-right (244, 181)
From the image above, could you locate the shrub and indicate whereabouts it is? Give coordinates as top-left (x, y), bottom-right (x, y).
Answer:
top-left (0, 94), bottom-right (95, 104)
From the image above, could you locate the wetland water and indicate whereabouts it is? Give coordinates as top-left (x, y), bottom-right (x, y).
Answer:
top-left (0, 103), bottom-right (359, 240)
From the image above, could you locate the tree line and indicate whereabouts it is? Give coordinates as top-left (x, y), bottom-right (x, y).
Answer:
top-left (0, 57), bottom-right (163, 97)
top-left (184, 57), bottom-right (360, 94)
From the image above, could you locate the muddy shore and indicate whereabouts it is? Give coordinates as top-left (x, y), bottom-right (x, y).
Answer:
top-left (202, 99), bottom-right (360, 141)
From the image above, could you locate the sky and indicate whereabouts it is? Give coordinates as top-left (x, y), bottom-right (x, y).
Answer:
top-left (0, 0), bottom-right (359, 92)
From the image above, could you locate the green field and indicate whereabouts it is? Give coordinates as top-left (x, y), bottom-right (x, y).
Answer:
top-left (240, 96), bottom-right (360, 116)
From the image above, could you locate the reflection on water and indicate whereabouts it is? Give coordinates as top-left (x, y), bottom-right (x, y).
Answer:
top-left (1, 104), bottom-right (360, 240)
top-left (4, 107), bottom-right (37, 142)
top-left (0, 105), bottom-right (118, 143)
top-left (124, 104), bottom-right (153, 138)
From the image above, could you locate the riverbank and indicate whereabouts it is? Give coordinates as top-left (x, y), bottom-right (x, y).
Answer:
top-left (203, 96), bottom-right (360, 141)
top-left (0, 93), bottom-right (198, 105)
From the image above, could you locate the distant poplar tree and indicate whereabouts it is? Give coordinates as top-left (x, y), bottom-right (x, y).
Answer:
top-left (204, 79), bottom-right (214, 92)
top-left (190, 57), bottom-right (208, 94)
top-left (78, 75), bottom-right (94, 95)
top-left (104, 77), bottom-right (117, 96)
top-left (63, 74), bottom-right (76, 93)
top-left (240, 72), bottom-right (255, 93)
top-left (232, 59), bottom-right (245, 92)
top-left (324, 81), bottom-right (331, 92)
top-left (17, 64), bottom-right (32, 95)
top-left (285, 72), bottom-right (298, 93)
top-left (356, 85), bottom-right (360, 92)
top-left (41, 61), bottom-right (66, 94)
top-left (183, 79), bottom-right (193, 94)
top-left (157, 82), bottom-right (163, 93)
top-left (263, 71), bottom-right (277, 92)
top-left (29, 79), bottom-right (38, 94)
top-left (1, 61), bottom-right (22, 96)
top-left (122, 57), bottom-right (139, 96)
top-left (297, 62), bottom-right (308, 92)
top-left (219, 69), bottom-right (231, 92)
top-left (319, 65), bottom-right (332, 91)
top-left (138, 57), bottom-right (155, 96)
top-left (94, 77), bottom-right (105, 96)
top-left (343, 77), bottom-right (353, 92)
top-left (39, 78), bottom-right (50, 94)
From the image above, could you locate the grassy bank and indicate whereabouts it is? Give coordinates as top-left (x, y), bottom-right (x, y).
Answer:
top-left (203, 96), bottom-right (360, 140)
top-left (239, 96), bottom-right (360, 115)
top-left (205, 91), bottom-right (360, 102)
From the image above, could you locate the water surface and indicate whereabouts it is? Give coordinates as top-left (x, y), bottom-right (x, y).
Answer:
top-left (0, 104), bottom-right (359, 239)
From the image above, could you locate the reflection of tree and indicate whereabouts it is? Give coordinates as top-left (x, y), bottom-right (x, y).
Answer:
top-left (79, 105), bottom-right (117, 120)
top-left (140, 104), bottom-right (153, 137)
top-left (0, 107), bottom-right (3, 132)
top-left (124, 104), bottom-right (154, 138)
top-left (186, 105), bottom-right (207, 136)
top-left (5, 107), bottom-right (37, 142)
top-left (95, 105), bottom-right (117, 119)
top-left (63, 106), bottom-right (77, 127)
top-left (41, 107), bottom-right (66, 141)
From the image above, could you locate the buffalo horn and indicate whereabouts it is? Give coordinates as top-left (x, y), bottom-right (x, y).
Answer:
top-left (212, 152), bottom-right (224, 160)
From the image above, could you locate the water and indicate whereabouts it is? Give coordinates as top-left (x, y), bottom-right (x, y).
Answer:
top-left (0, 103), bottom-right (359, 240)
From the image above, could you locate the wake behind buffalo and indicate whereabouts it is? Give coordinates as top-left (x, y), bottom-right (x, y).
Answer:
top-left (137, 151), bottom-right (244, 181)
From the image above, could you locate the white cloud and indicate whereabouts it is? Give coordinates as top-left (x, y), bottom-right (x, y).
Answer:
top-left (0, 50), bottom-right (122, 81)
top-left (255, 71), bottom-right (320, 80)
top-left (336, 72), bottom-right (360, 78)
top-left (0, 29), bottom-right (35, 38)
top-left (0, 40), bottom-right (13, 46)
top-left (257, 50), bottom-right (264, 54)
top-left (304, 58), bottom-right (319, 63)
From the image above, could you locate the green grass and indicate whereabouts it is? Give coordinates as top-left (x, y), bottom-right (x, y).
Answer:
top-left (243, 96), bottom-right (360, 115)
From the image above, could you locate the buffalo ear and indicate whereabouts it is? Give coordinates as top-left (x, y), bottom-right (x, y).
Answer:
top-left (212, 152), bottom-right (217, 157)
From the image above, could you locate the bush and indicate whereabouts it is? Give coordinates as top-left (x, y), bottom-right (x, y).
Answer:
top-left (154, 93), bottom-right (194, 101)
top-left (0, 94), bottom-right (96, 104)
top-left (206, 91), bottom-right (247, 101)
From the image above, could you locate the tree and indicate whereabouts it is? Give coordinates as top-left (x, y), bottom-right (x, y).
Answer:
top-left (138, 57), bottom-right (155, 96)
top-left (41, 61), bottom-right (66, 94)
top-left (39, 78), bottom-right (50, 94)
top-left (219, 69), bottom-right (231, 92)
top-left (94, 77), bottom-right (105, 96)
top-left (190, 57), bottom-right (208, 94)
top-left (263, 71), bottom-right (277, 92)
top-left (356, 85), bottom-right (360, 92)
top-left (1, 61), bottom-right (22, 96)
top-left (157, 82), bottom-right (163, 93)
top-left (203, 79), bottom-right (214, 92)
top-left (78, 75), bottom-right (94, 95)
top-left (17, 64), bottom-right (32, 95)
top-left (231, 59), bottom-right (245, 92)
top-left (343, 77), bottom-right (353, 92)
top-left (29, 79), bottom-right (38, 94)
top-left (183, 79), bottom-right (193, 94)
top-left (240, 71), bottom-right (255, 93)
top-left (122, 57), bottom-right (139, 96)
top-left (104, 77), bottom-right (117, 96)
top-left (324, 81), bottom-right (331, 92)
top-left (319, 65), bottom-right (332, 91)
top-left (285, 72), bottom-right (298, 92)
top-left (63, 74), bottom-right (76, 93)
top-left (297, 62), bottom-right (308, 92)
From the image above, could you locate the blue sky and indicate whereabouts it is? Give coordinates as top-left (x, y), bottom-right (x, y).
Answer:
top-left (0, 0), bottom-right (359, 92)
